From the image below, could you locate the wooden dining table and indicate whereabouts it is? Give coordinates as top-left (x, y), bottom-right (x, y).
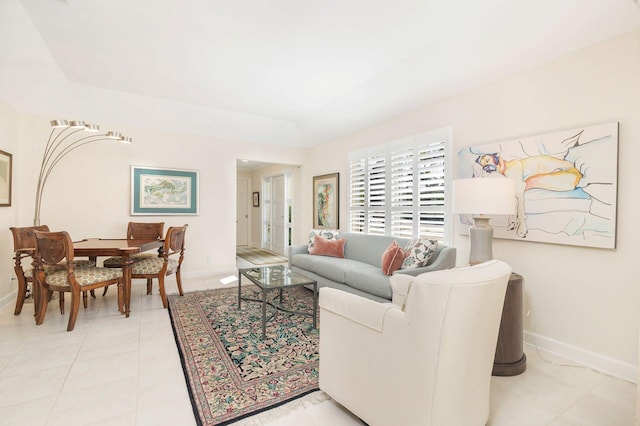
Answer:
top-left (72, 238), bottom-right (164, 317)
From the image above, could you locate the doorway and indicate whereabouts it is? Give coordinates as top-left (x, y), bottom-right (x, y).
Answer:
top-left (261, 173), bottom-right (291, 256)
top-left (236, 160), bottom-right (299, 258)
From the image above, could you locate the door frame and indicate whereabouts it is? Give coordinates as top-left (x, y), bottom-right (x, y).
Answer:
top-left (236, 176), bottom-right (251, 247)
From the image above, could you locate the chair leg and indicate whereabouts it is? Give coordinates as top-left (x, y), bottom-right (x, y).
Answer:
top-left (67, 289), bottom-right (81, 332)
top-left (82, 291), bottom-right (88, 309)
top-left (176, 269), bottom-right (184, 297)
top-left (146, 278), bottom-right (153, 295)
top-left (90, 289), bottom-right (96, 298)
top-left (158, 274), bottom-right (168, 309)
top-left (36, 287), bottom-right (50, 325)
top-left (103, 286), bottom-right (108, 296)
top-left (13, 269), bottom-right (27, 315)
top-left (116, 281), bottom-right (124, 313)
top-left (59, 292), bottom-right (65, 314)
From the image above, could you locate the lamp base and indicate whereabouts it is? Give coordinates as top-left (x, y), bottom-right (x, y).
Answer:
top-left (469, 216), bottom-right (494, 265)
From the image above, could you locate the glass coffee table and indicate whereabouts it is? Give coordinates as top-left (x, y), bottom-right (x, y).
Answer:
top-left (238, 265), bottom-right (318, 339)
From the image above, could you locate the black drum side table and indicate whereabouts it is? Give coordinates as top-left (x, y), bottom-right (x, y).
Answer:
top-left (493, 272), bottom-right (527, 376)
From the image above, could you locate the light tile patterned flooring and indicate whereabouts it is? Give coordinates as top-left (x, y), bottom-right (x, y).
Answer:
top-left (0, 268), bottom-right (636, 425)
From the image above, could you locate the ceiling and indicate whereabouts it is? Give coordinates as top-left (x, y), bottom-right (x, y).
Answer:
top-left (237, 159), bottom-right (272, 172)
top-left (1, 0), bottom-right (639, 147)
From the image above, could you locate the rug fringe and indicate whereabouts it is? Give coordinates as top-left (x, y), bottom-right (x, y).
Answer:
top-left (168, 300), bottom-right (203, 426)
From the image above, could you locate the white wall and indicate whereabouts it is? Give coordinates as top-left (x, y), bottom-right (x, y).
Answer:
top-left (303, 30), bottom-right (640, 371)
top-left (0, 100), bottom-right (19, 304)
top-left (9, 113), bottom-right (307, 284)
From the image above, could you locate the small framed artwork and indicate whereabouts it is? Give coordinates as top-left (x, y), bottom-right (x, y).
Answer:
top-left (313, 173), bottom-right (339, 229)
top-left (253, 192), bottom-right (260, 207)
top-left (0, 149), bottom-right (12, 207)
top-left (131, 166), bottom-right (199, 215)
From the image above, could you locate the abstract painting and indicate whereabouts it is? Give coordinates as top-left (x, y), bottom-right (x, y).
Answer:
top-left (457, 122), bottom-right (618, 249)
top-left (313, 173), bottom-right (339, 229)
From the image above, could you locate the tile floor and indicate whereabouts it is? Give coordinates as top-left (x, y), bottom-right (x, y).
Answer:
top-left (0, 267), bottom-right (637, 426)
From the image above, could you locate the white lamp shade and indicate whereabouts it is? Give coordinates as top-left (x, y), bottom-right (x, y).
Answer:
top-left (452, 178), bottom-right (516, 215)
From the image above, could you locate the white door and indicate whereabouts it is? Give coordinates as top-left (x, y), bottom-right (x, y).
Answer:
top-left (236, 178), bottom-right (249, 246)
top-left (272, 175), bottom-right (286, 255)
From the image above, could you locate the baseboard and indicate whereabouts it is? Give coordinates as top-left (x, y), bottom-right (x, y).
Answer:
top-left (0, 289), bottom-right (16, 312)
top-left (182, 268), bottom-right (238, 279)
top-left (524, 331), bottom-right (638, 383)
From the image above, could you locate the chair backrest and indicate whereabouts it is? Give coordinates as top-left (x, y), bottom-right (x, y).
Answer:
top-left (404, 259), bottom-right (512, 425)
top-left (164, 225), bottom-right (188, 256)
top-left (10, 225), bottom-right (51, 252)
top-left (127, 222), bottom-right (164, 240)
top-left (33, 230), bottom-right (74, 267)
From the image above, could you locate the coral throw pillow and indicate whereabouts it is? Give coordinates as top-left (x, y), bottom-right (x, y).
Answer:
top-left (309, 234), bottom-right (346, 258)
top-left (308, 229), bottom-right (340, 251)
top-left (381, 240), bottom-right (406, 276)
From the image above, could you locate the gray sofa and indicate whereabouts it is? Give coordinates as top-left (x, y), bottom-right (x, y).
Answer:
top-left (288, 232), bottom-right (456, 302)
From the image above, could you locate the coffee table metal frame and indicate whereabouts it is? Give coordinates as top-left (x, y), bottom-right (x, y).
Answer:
top-left (237, 265), bottom-right (318, 339)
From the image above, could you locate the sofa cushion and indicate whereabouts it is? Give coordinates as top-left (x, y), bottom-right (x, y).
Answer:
top-left (291, 253), bottom-right (319, 271)
top-left (345, 267), bottom-right (393, 300)
top-left (309, 235), bottom-right (346, 258)
top-left (311, 257), bottom-right (374, 284)
top-left (293, 254), bottom-right (374, 284)
top-left (381, 240), bottom-right (405, 276)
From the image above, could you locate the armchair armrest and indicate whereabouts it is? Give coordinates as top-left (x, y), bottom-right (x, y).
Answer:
top-left (319, 287), bottom-right (398, 332)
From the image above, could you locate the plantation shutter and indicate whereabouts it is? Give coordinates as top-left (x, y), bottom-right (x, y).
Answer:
top-left (349, 158), bottom-right (366, 233)
top-left (390, 146), bottom-right (414, 238)
top-left (367, 154), bottom-right (386, 235)
top-left (348, 129), bottom-right (449, 240)
top-left (417, 140), bottom-right (446, 239)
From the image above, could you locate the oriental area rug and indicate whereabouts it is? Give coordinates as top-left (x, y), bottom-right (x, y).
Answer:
top-left (236, 247), bottom-right (289, 265)
top-left (168, 286), bottom-right (319, 426)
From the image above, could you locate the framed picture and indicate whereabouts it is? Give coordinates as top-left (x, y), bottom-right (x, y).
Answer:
top-left (252, 191), bottom-right (260, 207)
top-left (131, 166), bottom-right (199, 215)
top-left (0, 149), bottom-right (12, 207)
top-left (313, 173), bottom-right (339, 229)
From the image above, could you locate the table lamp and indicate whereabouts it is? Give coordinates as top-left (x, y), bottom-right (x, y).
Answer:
top-left (452, 177), bottom-right (516, 265)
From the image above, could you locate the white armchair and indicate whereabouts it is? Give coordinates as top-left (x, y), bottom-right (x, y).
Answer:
top-left (319, 259), bottom-right (512, 426)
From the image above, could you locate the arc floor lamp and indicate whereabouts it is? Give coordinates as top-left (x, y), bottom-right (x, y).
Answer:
top-left (33, 119), bottom-right (132, 226)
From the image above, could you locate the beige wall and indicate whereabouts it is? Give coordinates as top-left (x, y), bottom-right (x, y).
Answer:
top-left (0, 100), bottom-right (19, 304)
top-left (303, 30), bottom-right (640, 370)
top-left (7, 113), bottom-right (306, 285)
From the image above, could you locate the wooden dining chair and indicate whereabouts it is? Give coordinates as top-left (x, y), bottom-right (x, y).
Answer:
top-left (10, 225), bottom-right (95, 316)
top-left (103, 221), bottom-right (164, 295)
top-left (130, 225), bottom-right (188, 308)
top-left (33, 230), bottom-right (124, 331)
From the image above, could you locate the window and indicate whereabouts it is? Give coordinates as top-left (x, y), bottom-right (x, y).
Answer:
top-left (348, 127), bottom-right (451, 241)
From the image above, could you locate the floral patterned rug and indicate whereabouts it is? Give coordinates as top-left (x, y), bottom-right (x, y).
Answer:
top-left (168, 286), bottom-right (319, 426)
